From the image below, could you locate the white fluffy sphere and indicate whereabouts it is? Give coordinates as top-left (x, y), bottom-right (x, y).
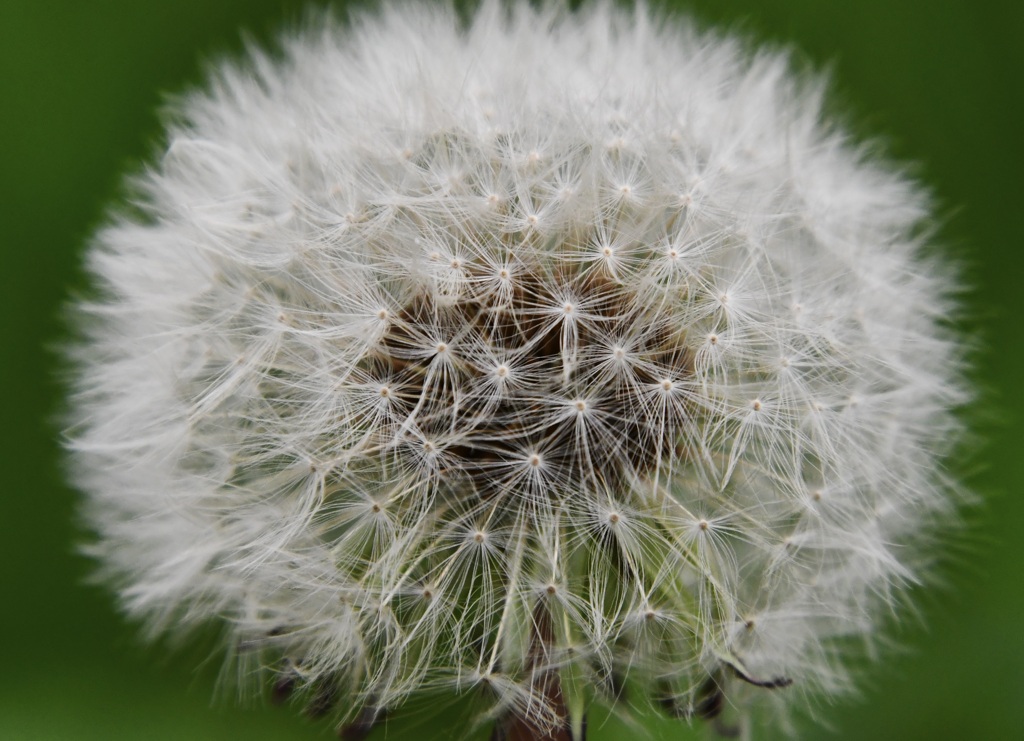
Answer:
top-left (67, 2), bottom-right (967, 738)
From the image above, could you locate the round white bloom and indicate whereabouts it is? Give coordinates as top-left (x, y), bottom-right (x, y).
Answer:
top-left (67, 2), bottom-right (968, 738)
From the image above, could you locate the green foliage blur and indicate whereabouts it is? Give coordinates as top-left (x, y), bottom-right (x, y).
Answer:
top-left (2, 1), bottom-right (1021, 739)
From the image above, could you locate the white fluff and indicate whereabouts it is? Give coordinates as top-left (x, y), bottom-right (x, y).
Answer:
top-left (66, 2), bottom-right (968, 737)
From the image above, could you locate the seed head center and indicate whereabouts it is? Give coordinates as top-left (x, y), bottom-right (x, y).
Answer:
top-left (374, 265), bottom-right (694, 496)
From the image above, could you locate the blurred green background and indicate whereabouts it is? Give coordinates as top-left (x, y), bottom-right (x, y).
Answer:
top-left (2, 0), bottom-right (1021, 739)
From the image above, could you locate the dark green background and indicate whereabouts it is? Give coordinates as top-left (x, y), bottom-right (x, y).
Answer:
top-left (2, 1), bottom-right (1021, 739)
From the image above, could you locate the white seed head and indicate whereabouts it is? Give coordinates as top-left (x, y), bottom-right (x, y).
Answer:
top-left (66, 2), bottom-right (969, 737)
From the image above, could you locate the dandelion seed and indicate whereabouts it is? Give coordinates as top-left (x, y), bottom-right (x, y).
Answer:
top-left (66, 2), bottom-right (969, 739)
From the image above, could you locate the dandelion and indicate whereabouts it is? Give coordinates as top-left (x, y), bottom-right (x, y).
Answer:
top-left (66, 2), bottom-right (968, 739)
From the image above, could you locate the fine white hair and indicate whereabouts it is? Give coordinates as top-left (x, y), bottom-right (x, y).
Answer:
top-left (67, 2), bottom-right (968, 737)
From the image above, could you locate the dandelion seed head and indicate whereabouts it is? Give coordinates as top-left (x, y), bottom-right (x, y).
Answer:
top-left (66, 2), bottom-right (969, 737)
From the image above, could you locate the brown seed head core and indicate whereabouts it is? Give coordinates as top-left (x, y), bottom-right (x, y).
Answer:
top-left (368, 260), bottom-right (695, 497)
